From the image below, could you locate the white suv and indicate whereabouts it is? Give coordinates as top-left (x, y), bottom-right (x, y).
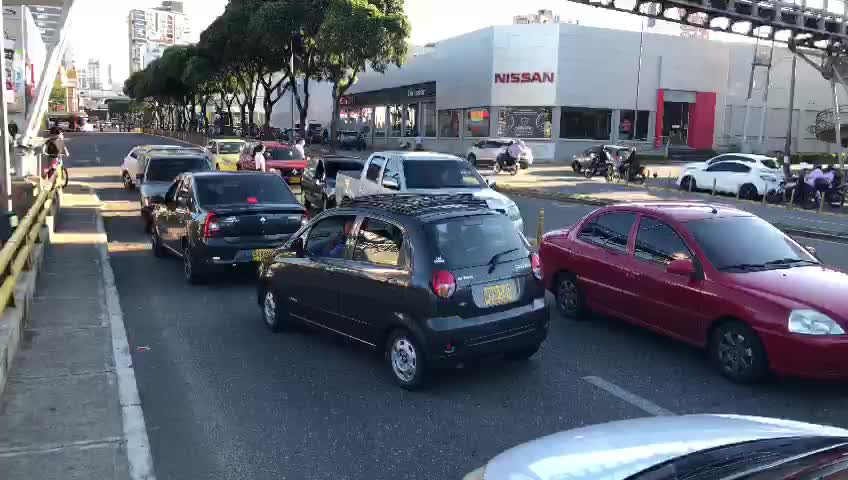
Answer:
top-left (466, 138), bottom-right (534, 169)
top-left (677, 159), bottom-right (783, 199)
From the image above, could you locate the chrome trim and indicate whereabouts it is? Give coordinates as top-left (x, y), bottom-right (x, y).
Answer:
top-left (290, 313), bottom-right (376, 347)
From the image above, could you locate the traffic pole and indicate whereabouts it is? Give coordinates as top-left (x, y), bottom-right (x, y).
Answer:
top-left (712, 179), bottom-right (717, 196)
top-left (536, 209), bottom-right (545, 247)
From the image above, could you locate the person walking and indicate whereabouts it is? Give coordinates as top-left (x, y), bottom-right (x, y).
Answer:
top-left (294, 137), bottom-right (306, 158)
top-left (253, 144), bottom-right (267, 172)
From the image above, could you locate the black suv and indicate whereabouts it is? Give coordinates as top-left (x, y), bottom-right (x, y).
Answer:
top-left (257, 194), bottom-right (549, 389)
top-left (150, 172), bottom-right (307, 284)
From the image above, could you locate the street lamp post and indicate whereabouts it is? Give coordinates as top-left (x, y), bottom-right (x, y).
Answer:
top-left (783, 53), bottom-right (797, 177)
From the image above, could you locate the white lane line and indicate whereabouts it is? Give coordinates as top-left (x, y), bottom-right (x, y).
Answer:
top-left (582, 376), bottom-right (675, 417)
top-left (95, 203), bottom-right (157, 480)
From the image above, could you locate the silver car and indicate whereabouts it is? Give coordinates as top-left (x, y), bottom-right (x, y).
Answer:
top-left (571, 144), bottom-right (630, 173)
top-left (464, 414), bottom-right (848, 480)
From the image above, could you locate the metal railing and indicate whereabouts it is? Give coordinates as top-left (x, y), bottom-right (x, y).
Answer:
top-left (0, 173), bottom-right (60, 310)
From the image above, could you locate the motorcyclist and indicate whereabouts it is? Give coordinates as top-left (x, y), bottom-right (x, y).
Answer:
top-left (803, 165), bottom-right (826, 201)
top-left (620, 148), bottom-right (642, 180)
top-left (501, 140), bottom-right (522, 169)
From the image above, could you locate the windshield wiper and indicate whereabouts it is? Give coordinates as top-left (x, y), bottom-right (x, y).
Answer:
top-left (764, 257), bottom-right (819, 266)
top-left (720, 258), bottom-right (818, 272)
top-left (719, 263), bottom-right (769, 271)
top-left (488, 248), bottom-right (519, 273)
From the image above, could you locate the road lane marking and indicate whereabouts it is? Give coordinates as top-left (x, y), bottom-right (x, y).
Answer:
top-left (95, 201), bottom-right (157, 480)
top-left (582, 376), bottom-right (675, 417)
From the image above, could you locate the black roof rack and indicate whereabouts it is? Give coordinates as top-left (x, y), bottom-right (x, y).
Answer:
top-left (340, 194), bottom-right (491, 218)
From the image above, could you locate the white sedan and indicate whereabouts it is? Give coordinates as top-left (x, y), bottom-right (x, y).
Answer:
top-left (464, 414), bottom-right (848, 480)
top-left (677, 158), bottom-right (783, 200)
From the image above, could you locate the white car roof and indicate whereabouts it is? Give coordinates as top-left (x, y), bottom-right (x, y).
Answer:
top-left (713, 153), bottom-right (777, 161)
top-left (373, 151), bottom-right (462, 161)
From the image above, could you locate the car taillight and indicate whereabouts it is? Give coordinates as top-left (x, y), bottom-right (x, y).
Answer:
top-left (203, 213), bottom-right (221, 238)
top-left (430, 270), bottom-right (456, 299)
top-left (530, 253), bottom-right (542, 281)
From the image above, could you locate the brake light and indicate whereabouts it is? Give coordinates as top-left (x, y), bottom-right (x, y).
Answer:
top-left (247, 196), bottom-right (258, 204)
top-left (530, 253), bottom-right (542, 281)
top-left (203, 213), bottom-right (221, 238)
top-left (430, 270), bottom-right (456, 299)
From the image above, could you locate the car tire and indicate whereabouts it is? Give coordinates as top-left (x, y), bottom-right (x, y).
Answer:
top-left (572, 161), bottom-right (582, 173)
top-left (151, 229), bottom-right (165, 258)
top-left (520, 161), bottom-right (529, 170)
top-left (385, 329), bottom-right (428, 390)
top-left (680, 176), bottom-right (696, 191)
top-left (709, 321), bottom-right (768, 384)
top-left (261, 289), bottom-right (289, 332)
top-left (583, 168), bottom-right (594, 179)
top-left (739, 183), bottom-right (758, 200)
top-left (504, 344), bottom-right (541, 362)
top-left (467, 154), bottom-right (477, 167)
top-left (555, 272), bottom-right (588, 320)
top-left (122, 172), bottom-right (134, 190)
top-left (183, 244), bottom-right (206, 285)
top-left (215, 163), bottom-right (221, 171)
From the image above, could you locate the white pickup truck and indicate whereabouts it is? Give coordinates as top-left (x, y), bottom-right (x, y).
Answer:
top-left (335, 151), bottom-right (524, 231)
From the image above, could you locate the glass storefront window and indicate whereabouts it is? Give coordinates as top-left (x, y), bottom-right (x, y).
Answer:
top-left (438, 109), bottom-right (460, 138)
top-left (465, 108), bottom-right (490, 138)
top-left (619, 110), bottom-right (650, 141)
top-left (360, 107), bottom-right (373, 137)
top-left (497, 107), bottom-right (552, 139)
top-left (374, 106), bottom-right (386, 137)
top-left (422, 102), bottom-right (436, 137)
top-left (389, 105), bottom-right (402, 137)
top-left (560, 107), bottom-right (612, 140)
top-left (405, 104), bottom-right (418, 137)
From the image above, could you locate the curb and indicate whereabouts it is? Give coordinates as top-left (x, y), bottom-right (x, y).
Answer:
top-left (500, 185), bottom-right (848, 244)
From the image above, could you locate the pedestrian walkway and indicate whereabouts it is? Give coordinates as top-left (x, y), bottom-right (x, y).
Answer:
top-left (0, 184), bottom-right (146, 479)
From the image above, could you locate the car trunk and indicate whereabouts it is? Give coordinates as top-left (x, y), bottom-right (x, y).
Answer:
top-left (210, 205), bottom-right (305, 239)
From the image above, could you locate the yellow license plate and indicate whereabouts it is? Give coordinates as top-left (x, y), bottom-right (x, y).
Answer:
top-left (252, 249), bottom-right (273, 262)
top-left (483, 282), bottom-right (514, 306)
top-left (287, 176), bottom-right (301, 184)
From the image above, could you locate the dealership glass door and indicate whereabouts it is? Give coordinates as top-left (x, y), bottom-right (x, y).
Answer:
top-left (663, 102), bottom-right (690, 145)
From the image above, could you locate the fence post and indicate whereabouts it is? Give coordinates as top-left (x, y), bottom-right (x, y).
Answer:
top-left (789, 187), bottom-right (796, 209)
top-left (736, 186), bottom-right (742, 201)
top-left (819, 193), bottom-right (826, 213)
top-left (762, 188), bottom-right (767, 204)
top-left (711, 179), bottom-right (717, 196)
top-left (536, 209), bottom-right (545, 246)
top-left (667, 171), bottom-right (672, 187)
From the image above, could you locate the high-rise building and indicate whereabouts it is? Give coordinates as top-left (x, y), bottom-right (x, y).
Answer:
top-left (128, 1), bottom-right (192, 74)
top-left (85, 59), bottom-right (111, 91)
top-left (513, 10), bottom-right (561, 25)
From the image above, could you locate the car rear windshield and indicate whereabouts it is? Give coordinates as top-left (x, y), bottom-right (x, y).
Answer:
top-left (325, 161), bottom-right (363, 178)
top-left (145, 157), bottom-right (210, 182)
top-left (426, 214), bottom-right (528, 269)
top-left (685, 216), bottom-right (817, 270)
top-left (267, 147), bottom-right (304, 161)
top-left (760, 158), bottom-right (778, 169)
top-left (194, 175), bottom-right (297, 206)
top-left (404, 160), bottom-right (485, 189)
top-left (218, 143), bottom-right (241, 154)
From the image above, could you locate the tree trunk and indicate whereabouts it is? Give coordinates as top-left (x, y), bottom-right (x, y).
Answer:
top-left (299, 77), bottom-right (310, 131)
top-left (330, 82), bottom-right (340, 153)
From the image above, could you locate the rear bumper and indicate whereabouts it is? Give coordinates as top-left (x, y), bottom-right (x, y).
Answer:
top-left (761, 330), bottom-right (848, 380)
top-left (194, 236), bottom-right (292, 266)
top-left (423, 298), bottom-right (549, 366)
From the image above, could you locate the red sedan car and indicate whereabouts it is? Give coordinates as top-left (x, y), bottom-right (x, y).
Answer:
top-left (237, 141), bottom-right (308, 185)
top-left (540, 202), bottom-right (848, 383)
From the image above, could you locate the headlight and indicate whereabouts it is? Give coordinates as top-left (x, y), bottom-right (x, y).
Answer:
top-left (463, 466), bottom-right (486, 480)
top-left (506, 204), bottom-right (521, 220)
top-left (788, 309), bottom-right (846, 335)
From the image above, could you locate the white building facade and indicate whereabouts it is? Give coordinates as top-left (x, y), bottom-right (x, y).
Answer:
top-left (341, 23), bottom-right (840, 161)
top-left (128, 2), bottom-right (192, 74)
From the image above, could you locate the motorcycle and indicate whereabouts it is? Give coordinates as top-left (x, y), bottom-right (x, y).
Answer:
top-left (583, 155), bottom-right (609, 179)
top-left (622, 163), bottom-right (647, 184)
top-left (42, 156), bottom-right (69, 188)
top-left (494, 152), bottom-right (519, 176)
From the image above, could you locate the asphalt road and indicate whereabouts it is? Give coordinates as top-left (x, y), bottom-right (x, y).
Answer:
top-left (64, 133), bottom-right (848, 480)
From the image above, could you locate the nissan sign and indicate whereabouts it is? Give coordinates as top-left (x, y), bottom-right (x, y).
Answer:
top-left (494, 72), bottom-right (555, 84)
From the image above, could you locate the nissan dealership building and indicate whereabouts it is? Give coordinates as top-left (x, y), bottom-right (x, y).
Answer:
top-left (339, 23), bottom-right (842, 161)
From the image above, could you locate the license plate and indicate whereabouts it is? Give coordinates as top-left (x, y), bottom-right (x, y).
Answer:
top-left (252, 249), bottom-right (273, 262)
top-left (287, 176), bottom-right (301, 184)
top-left (483, 282), bottom-right (514, 307)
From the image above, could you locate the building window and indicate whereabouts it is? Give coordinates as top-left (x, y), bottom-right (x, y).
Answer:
top-left (497, 107), bottom-right (552, 139)
top-left (560, 107), bottom-right (612, 140)
top-left (422, 102), bottom-right (436, 137)
top-left (619, 110), bottom-right (650, 141)
top-left (374, 106), bottom-right (386, 137)
top-left (388, 105), bottom-right (402, 137)
top-left (405, 103), bottom-right (418, 137)
top-left (360, 107), bottom-right (373, 137)
top-left (438, 109), bottom-right (460, 138)
top-left (465, 108), bottom-right (490, 138)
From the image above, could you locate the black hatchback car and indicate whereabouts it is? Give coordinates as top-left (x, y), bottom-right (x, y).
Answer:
top-left (301, 156), bottom-right (365, 212)
top-left (150, 172), bottom-right (307, 284)
top-left (257, 194), bottom-right (549, 389)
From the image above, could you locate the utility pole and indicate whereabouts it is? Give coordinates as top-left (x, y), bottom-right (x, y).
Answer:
top-left (756, 42), bottom-right (774, 152)
top-left (0, 10), bottom-right (12, 213)
top-left (742, 39), bottom-right (760, 153)
top-left (783, 53), bottom-right (797, 177)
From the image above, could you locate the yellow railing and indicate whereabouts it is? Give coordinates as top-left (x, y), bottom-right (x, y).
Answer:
top-left (0, 173), bottom-right (60, 309)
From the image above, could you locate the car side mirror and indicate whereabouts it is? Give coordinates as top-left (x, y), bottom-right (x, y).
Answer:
top-left (805, 245), bottom-right (819, 259)
top-left (382, 177), bottom-right (400, 190)
top-left (485, 177), bottom-right (497, 189)
top-left (667, 258), bottom-right (696, 276)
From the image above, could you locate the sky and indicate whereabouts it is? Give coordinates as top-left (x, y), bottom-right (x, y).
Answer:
top-left (66, 0), bottom-right (746, 88)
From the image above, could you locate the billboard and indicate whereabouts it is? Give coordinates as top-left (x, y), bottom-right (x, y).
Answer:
top-left (497, 107), bottom-right (552, 138)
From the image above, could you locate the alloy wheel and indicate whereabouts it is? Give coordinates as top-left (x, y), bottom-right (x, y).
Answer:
top-left (183, 247), bottom-right (192, 280)
top-left (391, 338), bottom-right (417, 382)
top-left (263, 291), bottom-right (276, 327)
top-left (717, 331), bottom-right (753, 376)
top-left (557, 277), bottom-right (579, 316)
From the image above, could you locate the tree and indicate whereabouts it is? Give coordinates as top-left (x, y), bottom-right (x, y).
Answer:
top-left (318, 0), bottom-right (409, 149)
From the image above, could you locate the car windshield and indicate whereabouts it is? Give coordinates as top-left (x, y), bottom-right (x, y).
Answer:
top-left (267, 147), bottom-right (304, 161)
top-left (426, 214), bottom-right (529, 269)
top-left (325, 161), bottom-right (363, 178)
top-left (403, 160), bottom-right (486, 189)
top-left (195, 175), bottom-right (297, 206)
top-left (145, 157), bottom-right (210, 182)
top-left (685, 216), bottom-right (818, 271)
top-left (218, 143), bottom-right (242, 154)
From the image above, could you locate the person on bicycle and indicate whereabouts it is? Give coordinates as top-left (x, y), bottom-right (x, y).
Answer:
top-left (46, 128), bottom-right (69, 160)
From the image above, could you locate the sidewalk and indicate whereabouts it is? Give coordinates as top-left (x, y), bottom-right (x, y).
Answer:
top-left (0, 185), bottom-right (152, 479)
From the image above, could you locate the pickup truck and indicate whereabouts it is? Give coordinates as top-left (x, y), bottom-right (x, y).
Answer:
top-left (335, 151), bottom-right (524, 231)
